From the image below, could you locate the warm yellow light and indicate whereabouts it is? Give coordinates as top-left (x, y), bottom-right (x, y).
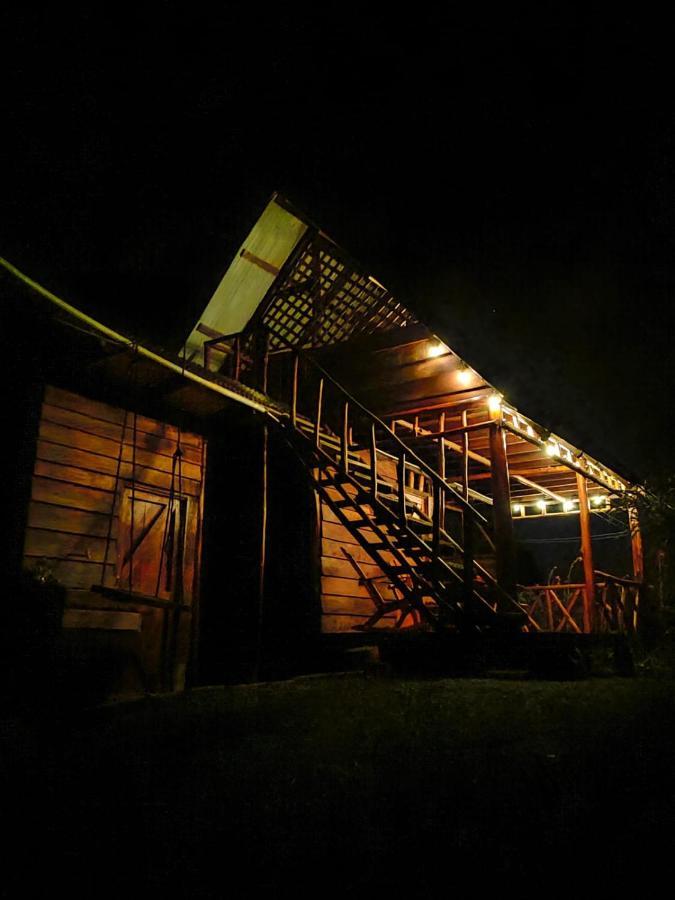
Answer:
top-left (526, 425), bottom-right (535, 438)
top-left (487, 394), bottom-right (502, 414)
top-left (537, 499), bottom-right (547, 512)
top-left (427, 342), bottom-right (446, 359)
top-left (545, 442), bottom-right (558, 457)
top-left (512, 503), bottom-right (522, 514)
top-left (591, 495), bottom-right (604, 506)
top-left (563, 500), bottom-right (574, 512)
top-left (457, 365), bottom-right (472, 386)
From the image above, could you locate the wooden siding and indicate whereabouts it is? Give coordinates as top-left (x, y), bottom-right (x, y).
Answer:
top-left (22, 386), bottom-right (207, 693)
top-left (320, 500), bottom-right (400, 633)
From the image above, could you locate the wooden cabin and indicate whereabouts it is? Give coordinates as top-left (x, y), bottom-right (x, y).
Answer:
top-left (3, 193), bottom-right (646, 695)
top-left (182, 194), bottom-right (644, 650)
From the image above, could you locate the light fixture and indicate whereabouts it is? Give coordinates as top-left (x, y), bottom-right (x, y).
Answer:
top-left (487, 394), bottom-right (502, 414)
top-left (591, 495), bottom-right (604, 507)
top-left (512, 503), bottom-right (522, 514)
top-left (537, 499), bottom-right (547, 512)
top-left (545, 442), bottom-right (558, 457)
top-left (563, 500), bottom-right (574, 512)
top-left (427, 341), bottom-right (446, 359)
top-left (456, 363), bottom-right (472, 386)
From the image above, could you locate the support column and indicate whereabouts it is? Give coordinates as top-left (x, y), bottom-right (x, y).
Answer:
top-left (489, 421), bottom-right (517, 606)
top-left (628, 504), bottom-right (644, 634)
top-left (628, 506), bottom-right (644, 583)
top-left (253, 422), bottom-right (268, 681)
top-left (576, 472), bottom-right (596, 633)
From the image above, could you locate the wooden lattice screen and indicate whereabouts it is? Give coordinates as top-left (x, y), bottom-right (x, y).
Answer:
top-left (260, 233), bottom-right (418, 350)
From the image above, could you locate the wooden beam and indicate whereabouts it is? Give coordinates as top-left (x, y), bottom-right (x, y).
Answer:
top-left (437, 411), bottom-right (446, 531)
top-left (489, 422), bottom-right (517, 605)
top-left (576, 472), bottom-right (596, 633)
top-left (628, 505), bottom-right (644, 582)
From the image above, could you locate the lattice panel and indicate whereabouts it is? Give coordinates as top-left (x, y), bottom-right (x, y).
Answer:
top-left (261, 235), bottom-right (417, 350)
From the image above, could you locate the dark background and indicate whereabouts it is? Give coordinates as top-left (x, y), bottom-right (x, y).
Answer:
top-left (3, 10), bottom-right (673, 480)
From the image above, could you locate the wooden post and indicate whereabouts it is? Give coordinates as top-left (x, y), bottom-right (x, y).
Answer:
top-left (437, 411), bottom-right (446, 531)
top-left (461, 410), bottom-right (469, 502)
top-left (432, 482), bottom-right (441, 584)
top-left (398, 451), bottom-right (408, 532)
top-left (233, 335), bottom-right (241, 381)
top-left (369, 424), bottom-right (378, 505)
top-left (341, 400), bottom-right (349, 475)
top-left (489, 421), bottom-right (517, 606)
top-left (254, 422), bottom-right (268, 681)
top-left (314, 378), bottom-right (324, 448)
top-left (461, 409), bottom-right (475, 608)
top-left (576, 472), bottom-right (596, 633)
top-left (290, 352), bottom-right (299, 428)
top-left (628, 506), bottom-right (644, 583)
top-left (628, 504), bottom-right (644, 634)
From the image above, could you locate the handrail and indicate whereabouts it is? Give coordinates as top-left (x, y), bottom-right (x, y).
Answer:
top-left (594, 570), bottom-right (642, 588)
top-left (274, 334), bottom-right (488, 525)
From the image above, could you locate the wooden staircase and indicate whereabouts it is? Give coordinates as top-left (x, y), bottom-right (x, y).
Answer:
top-left (271, 348), bottom-right (528, 633)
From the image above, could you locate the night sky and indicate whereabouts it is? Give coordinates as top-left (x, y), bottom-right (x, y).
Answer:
top-left (3, 10), bottom-right (674, 480)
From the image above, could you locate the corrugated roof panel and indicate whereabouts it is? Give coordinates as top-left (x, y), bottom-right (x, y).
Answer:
top-left (184, 195), bottom-right (307, 365)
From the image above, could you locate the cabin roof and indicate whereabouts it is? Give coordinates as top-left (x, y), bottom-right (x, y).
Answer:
top-left (182, 196), bottom-right (638, 504)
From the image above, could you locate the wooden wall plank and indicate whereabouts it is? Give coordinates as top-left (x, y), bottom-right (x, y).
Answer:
top-left (27, 501), bottom-right (114, 536)
top-left (24, 528), bottom-right (116, 564)
top-left (35, 446), bottom-right (202, 496)
top-left (62, 609), bottom-right (142, 631)
top-left (22, 558), bottom-right (117, 590)
top-left (31, 476), bottom-right (115, 514)
top-left (44, 385), bottom-right (203, 448)
top-left (321, 556), bottom-right (386, 581)
top-left (38, 420), bottom-right (204, 477)
top-left (322, 595), bottom-right (396, 617)
top-left (42, 404), bottom-right (205, 465)
top-left (321, 613), bottom-right (395, 633)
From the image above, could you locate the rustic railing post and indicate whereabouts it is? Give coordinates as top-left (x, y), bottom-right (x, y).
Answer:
top-left (432, 481), bottom-right (441, 584)
top-left (397, 451), bottom-right (408, 532)
top-left (576, 472), bottom-right (596, 633)
top-left (341, 400), bottom-right (349, 475)
top-left (314, 377), bottom-right (324, 448)
top-left (628, 505), bottom-right (644, 581)
top-left (233, 334), bottom-right (241, 382)
top-left (627, 504), bottom-right (643, 634)
top-left (462, 511), bottom-right (475, 610)
top-left (488, 404), bottom-right (517, 609)
top-left (290, 351), bottom-right (299, 428)
top-left (369, 424), bottom-right (378, 505)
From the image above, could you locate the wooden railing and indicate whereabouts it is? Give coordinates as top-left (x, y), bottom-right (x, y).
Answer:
top-left (278, 342), bottom-right (533, 626)
top-left (519, 572), bottom-right (641, 634)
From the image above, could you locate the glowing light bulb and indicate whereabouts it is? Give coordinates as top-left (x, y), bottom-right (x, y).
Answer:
top-left (487, 394), bottom-right (502, 414)
top-left (427, 342), bottom-right (446, 359)
top-left (545, 442), bottom-right (558, 457)
top-left (457, 365), bottom-right (472, 386)
top-left (537, 499), bottom-right (547, 512)
top-left (592, 495), bottom-right (604, 506)
top-left (512, 503), bottom-right (522, 514)
top-left (563, 500), bottom-right (574, 512)
top-left (526, 425), bottom-right (535, 438)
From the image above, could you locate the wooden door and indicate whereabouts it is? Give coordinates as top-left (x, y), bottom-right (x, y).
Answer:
top-left (117, 485), bottom-right (189, 600)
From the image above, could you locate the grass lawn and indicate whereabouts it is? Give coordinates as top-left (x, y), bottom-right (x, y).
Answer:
top-left (3, 673), bottom-right (675, 896)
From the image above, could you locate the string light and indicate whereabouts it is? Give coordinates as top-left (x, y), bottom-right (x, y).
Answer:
top-left (487, 394), bottom-right (502, 414)
top-left (512, 503), bottom-right (522, 514)
top-left (427, 341), bottom-right (446, 359)
top-left (537, 499), bottom-right (547, 512)
top-left (545, 442), bottom-right (558, 457)
top-left (457, 363), bottom-right (472, 386)
top-left (591, 495), bottom-right (604, 507)
top-left (563, 500), bottom-right (574, 512)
